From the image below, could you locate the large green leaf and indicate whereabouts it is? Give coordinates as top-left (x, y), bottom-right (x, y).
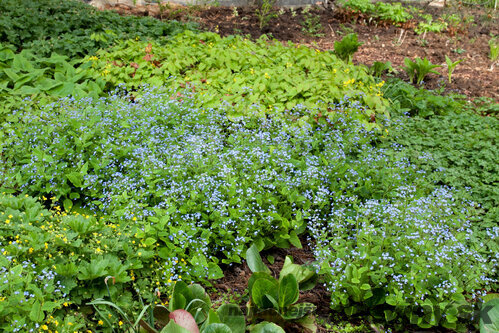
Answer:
top-left (248, 272), bottom-right (275, 294)
top-left (278, 256), bottom-right (317, 291)
top-left (249, 322), bottom-right (285, 333)
top-left (252, 278), bottom-right (279, 310)
top-left (217, 304), bottom-right (245, 333)
top-left (480, 298), bottom-right (499, 333)
top-left (277, 274), bottom-right (299, 309)
top-left (170, 281), bottom-right (191, 311)
top-left (246, 243), bottom-right (271, 274)
top-left (202, 323), bottom-right (232, 333)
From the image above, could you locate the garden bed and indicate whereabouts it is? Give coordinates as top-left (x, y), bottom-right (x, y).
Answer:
top-left (105, 1), bottom-right (499, 101)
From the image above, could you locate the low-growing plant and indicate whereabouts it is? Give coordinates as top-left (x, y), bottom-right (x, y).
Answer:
top-left (90, 279), bottom-right (246, 333)
top-left (333, 33), bottom-right (363, 63)
top-left (489, 37), bottom-right (498, 61)
top-left (415, 14), bottom-right (448, 35)
top-left (84, 31), bottom-right (387, 126)
top-left (403, 57), bottom-right (441, 84)
top-left (301, 12), bottom-right (324, 37)
top-left (245, 244), bottom-right (317, 331)
top-left (382, 78), bottom-right (465, 117)
top-left (0, 43), bottom-right (104, 102)
top-left (0, 0), bottom-right (196, 58)
top-left (374, 2), bottom-right (412, 23)
top-left (444, 55), bottom-right (464, 83)
top-left (369, 61), bottom-right (394, 78)
top-left (337, 0), bottom-right (374, 14)
top-left (255, 0), bottom-right (278, 30)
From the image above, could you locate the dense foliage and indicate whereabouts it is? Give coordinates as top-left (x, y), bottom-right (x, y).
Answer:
top-left (0, 0), bottom-right (196, 58)
top-left (84, 31), bottom-right (388, 127)
top-left (0, 1), bottom-right (497, 332)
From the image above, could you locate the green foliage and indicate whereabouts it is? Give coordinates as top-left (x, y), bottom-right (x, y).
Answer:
top-left (0, 0), bottom-right (196, 58)
top-left (300, 12), bottom-right (324, 37)
top-left (85, 31), bottom-right (387, 127)
top-left (0, 193), bottom-right (132, 331)
top-left (246, 246), bottom-right (317, 330)
top-left (489, 37), bottom-right (498, 62)
top-left (91, 281), bottom-right (245, 332)
top-left (445, 55), bottom-right (464, 83)
top-left (403, 57), bottom-right (441, 84)
top-left (337, 0), bottom-right (412, 23)
top-left (480, 298), bottom-right (499, 333)
top-left (415, 14), bottom-right (448, 35)
top-left (337, 0), bottom-right (374, 14)
top-left (373, 2), bottom-right (413, 23)
top-left (0, 43), bottom-right (104, 104)
top-left (333, 33), bottom-right (363, 63)
top-left (382, 78), bottom-right (466, 118)
top-left (255, 0), bottom-right (278, 30)
top-left (369, 61), bottom-right (394, 78)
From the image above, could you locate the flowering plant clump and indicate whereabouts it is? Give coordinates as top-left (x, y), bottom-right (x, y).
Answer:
top-left (0, 87), bottom-right (496, 330)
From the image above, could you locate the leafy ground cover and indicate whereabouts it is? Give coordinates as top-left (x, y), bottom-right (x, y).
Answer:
top-left (0, 0), bottom-right (498, 332)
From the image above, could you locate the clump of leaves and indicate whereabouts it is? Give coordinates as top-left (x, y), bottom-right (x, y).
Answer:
top-left (90, 279), bottom-right (246, 332)
top-left (489, 37), bottom-right (498, 62)
top-left (445, 55), bottom-right (463, 83)
top-left (0, 0), bottom-right (196, 58)
top-left (369, 61), bottom-right (394, 78)
top-left (333, 33), bottom-right (363, 63)
top-left (245, 244), bottom-right (318, 332)
top-left (403, 56), bottom-right (441, 84)
top-left (255, 0), bottom-right (278, 30)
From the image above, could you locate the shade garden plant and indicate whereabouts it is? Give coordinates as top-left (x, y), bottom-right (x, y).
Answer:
top-left (0, 1), bottom-right (498, 332)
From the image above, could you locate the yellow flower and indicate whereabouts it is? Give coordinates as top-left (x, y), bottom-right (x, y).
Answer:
top-left (118, 321), bottom-right (123, 326)
top-left (8, 215), bottom-right (12, 218)
top-left (41, 325), bottom-right (49, 330)
top-left (264, 73), bottom-right (270, 79)
top-left (98, 320), bottom-right (104, 325)
top-left (5, 219), bottom-right (9, 224)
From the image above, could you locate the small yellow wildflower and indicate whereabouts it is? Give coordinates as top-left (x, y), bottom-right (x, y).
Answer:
top-left (98, 320), bottom-right (104, 325)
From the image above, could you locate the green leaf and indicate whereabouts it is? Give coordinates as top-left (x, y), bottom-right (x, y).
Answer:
top-left (248, 272), bottom-right (275, 294)
top-left (29, 300), bottom-right (44, 322)
top-left (216, 304), bottom-right (245, 333)
top-left (278, 274), bottom-right (299, 309)
top-left (249, 322), bottom-right (285, 333)
top-left (63, 198), bottom-right (73, 212)
top-left (282, 303), bottom-right (316, 320)
top-left (279, 256), bottom-right (317, 291)
top-left (246, 243), bottom-right (271, 274)
top-left (480, 298), bottom-right (499, 333)
top-left (170, 281), bottom-right (191, 311)
top-left (66, 172), bottom-right (82, 187)
top-left (252, 278), bottom-right (279, 310)
top-left (202, 323), bottom-right (232, 333)
top-left (160, 320), bottom-right (195, 333)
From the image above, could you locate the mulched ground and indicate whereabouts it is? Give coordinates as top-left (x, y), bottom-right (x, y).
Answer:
top-left (105, 1), bottom-right (498, 102)
top-left (97, 2), bottom-right (497, 331)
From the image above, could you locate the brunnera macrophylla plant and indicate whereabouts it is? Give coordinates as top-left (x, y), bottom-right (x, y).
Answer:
top-left (2, 86), bottom-right (403, 284)
top-left (83, 31), bottom-right (388, 129)
top-left (310, 186), bottom-right (497, 330)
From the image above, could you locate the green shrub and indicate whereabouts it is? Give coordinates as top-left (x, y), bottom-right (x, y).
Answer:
top-left (382, 78), bottom-right (465, 118)
top-left (0, 0), bottom-right (196, 58)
